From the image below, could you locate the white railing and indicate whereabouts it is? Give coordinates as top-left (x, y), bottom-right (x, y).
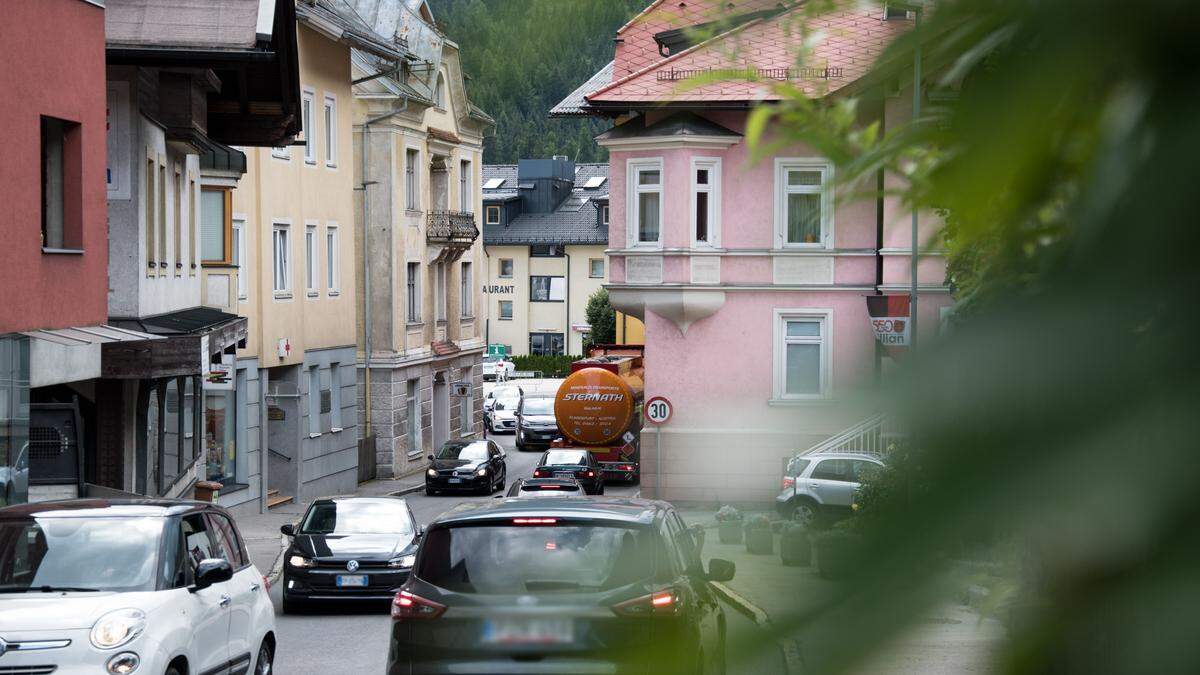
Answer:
top-left (800, 413), bottom-right (905, 459)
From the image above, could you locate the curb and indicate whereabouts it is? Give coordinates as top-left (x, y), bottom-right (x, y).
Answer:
top-left (266, 533), bottom-right (287, 586)
top-left (388, 483), bottom-right (426, 497)
top-left (711, 581), bottom-right (804, 675)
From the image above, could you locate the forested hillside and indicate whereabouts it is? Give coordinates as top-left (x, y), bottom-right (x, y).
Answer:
top-left (429, 0), bottom-right (644, 163)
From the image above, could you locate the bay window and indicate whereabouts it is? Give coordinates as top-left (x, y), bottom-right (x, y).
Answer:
top-left (627, 158), bottom-right (663, 246)
top-left (691, 157), bottom-right (721, 247)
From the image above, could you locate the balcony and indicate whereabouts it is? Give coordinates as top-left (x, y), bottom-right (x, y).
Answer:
top-left (427, 211), bottom-right (479, 249)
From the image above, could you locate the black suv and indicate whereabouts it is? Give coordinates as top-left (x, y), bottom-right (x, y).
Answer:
top-left (387, 498), bottom-right (735, 674)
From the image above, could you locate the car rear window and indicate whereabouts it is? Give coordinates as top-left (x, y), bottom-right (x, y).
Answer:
top-left (521, 484), bottom-right (581, 493)
top-left (543, 450), bottom-right (586, 465)
top-left (786, 458), bottom-right (810, 478)
top-left (417, 522), bottom-right (662, 594)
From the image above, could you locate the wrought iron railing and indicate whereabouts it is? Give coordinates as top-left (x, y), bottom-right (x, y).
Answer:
top-left (427, 210), bottom-right (479, 245)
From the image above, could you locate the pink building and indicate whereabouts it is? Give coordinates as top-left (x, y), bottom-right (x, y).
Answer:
top-left (553, 1), bottom-right (953, 502)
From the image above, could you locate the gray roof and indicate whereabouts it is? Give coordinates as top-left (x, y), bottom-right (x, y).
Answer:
top-left (595, 111), bottom-right (742, 142)
top-left (550, 61), bottom-right (613, 117)
top-left (106, 0), bottom-right (262, 49)
top-left (297, 0), bottom-right (403, 60)
top-left (481, 163), bottom-right (610, 246)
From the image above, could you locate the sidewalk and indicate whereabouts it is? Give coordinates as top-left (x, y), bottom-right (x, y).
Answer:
top-left (233, 472), bottom-right (427, 583)
top-left (678, 509), bottom-right (1005, 675)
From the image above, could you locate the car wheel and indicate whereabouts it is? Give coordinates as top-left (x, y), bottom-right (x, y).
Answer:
top-left (791, 500), bottom-right (819, 527)
top-left (516, 440), bottom-right (526, 452)
top-left (497, 468), bottom-right (506, 492)
top-left (254, 639), bottom-right (274, 675)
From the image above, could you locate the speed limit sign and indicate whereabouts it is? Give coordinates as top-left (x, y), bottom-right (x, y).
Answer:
top-left (645, 396), bottom-right (673, 425)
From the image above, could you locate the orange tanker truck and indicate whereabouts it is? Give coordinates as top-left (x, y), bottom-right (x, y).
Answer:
top-left (550, 346), bottom-right (645, 483)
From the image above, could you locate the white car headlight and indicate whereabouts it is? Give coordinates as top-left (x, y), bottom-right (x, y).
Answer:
top-left (388, 554), bottom-right (417, 569)
top-left (475, 468), bottom-right (488, 477)
top-left (90, 609), bottom-right (146, 649)
top-left (288, 554), bottom-right (316, 568)
top-left (427, 468), bottom-right (437, 477)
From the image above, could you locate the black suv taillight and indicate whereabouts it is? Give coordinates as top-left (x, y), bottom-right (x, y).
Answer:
top-left (611, 589), bottom-right (680, 617)
top-left (391, 590), bottom-right (446, 620)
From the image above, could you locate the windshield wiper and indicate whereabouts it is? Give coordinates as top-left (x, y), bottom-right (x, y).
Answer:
top-left (0, 585), bottom-right (101, 593)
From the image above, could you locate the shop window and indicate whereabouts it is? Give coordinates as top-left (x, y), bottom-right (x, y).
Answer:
top-left (205, 385), bottom-right (235, 483)
top-left (529, 332), bottom-right (565, 356)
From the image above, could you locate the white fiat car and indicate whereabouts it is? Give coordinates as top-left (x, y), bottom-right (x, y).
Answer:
top-left (0, 499), bottom-right (275, 675)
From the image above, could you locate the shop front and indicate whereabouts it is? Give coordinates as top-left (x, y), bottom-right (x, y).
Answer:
top-left (0, 335), bottom-right (30, 507)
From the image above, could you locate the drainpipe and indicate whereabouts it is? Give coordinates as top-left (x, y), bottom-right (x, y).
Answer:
top-left (564, 249), bottom-right (571, 354)
top-left (909, 7), bottom-right (922, 355)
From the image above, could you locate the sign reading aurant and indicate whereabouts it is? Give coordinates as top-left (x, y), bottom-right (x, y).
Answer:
top-left (866, 295), bottom-right (911, 348)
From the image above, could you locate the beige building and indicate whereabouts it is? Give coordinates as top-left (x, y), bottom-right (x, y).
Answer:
top-left (350, 0), bottom-right (493, 479)
top-left (481, 160), bottom-right (613, 356)
top-left (201, 2), bottom-right (401, 512)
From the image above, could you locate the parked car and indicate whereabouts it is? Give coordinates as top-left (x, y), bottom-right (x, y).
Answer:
top-left (425, 439), bottom-right (507, 496)
top-left (280, 496), bottom-right (420, 613)
top-left (775, 453), bottom-right (885, 526)
top-left (485, 394), bottom-right (520, 433)
top-left (0, 442), bottom-right (29, 507)
top-left (386, 497), bottom-right (735, 674)
top-left (0, 498), bottom-right (275, 675)
top-left (483, 384), bottom-right (523, 413)
top-left (482, 355), bottom-right (516, 381)
top-left (515, 395), bottom-right (559, 451)
top-left (533, 448), bottom-right (604, 495)
top-left (505, 476), bottom-right (584, 498)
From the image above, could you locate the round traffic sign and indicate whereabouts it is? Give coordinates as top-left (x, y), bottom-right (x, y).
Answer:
top-left (644, 396), bottom-right (672, 425)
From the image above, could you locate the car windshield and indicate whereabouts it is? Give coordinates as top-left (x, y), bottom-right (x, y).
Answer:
top-left (543, 450), bottom-right (587, 465)
top-left (494, 397), bottom-right (519, 411)
top-left (299, 500), bottom-right (414, 535)
top-left (494, 386), bottom-right (520, 399)
top-left (522, 398), bottom-right (554, 415)
top-left (0, 516), bottom-right (163, 593)
top-left (417, 522), bottom-right (661, 594)
top-left (437, 441), bottom-right (489, 461)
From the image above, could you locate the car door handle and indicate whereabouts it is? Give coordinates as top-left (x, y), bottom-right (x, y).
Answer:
top-left (219, 594), bottom-right (232, 608)
top-left (250, 582), bottom-right (261, 592)
top-left (809, 483), bottom-right (821, 489)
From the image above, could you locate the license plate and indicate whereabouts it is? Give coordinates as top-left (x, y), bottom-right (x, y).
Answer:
top-left (554, 471), bottom-right (574, 479)
top-left (482, 617), bottom-right (574, 645)
top-left (449, 478), bottom-right (462, 484)
top-left (336, 575), bottom-right (368, 587)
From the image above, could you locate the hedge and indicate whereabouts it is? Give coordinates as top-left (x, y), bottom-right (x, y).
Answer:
top-left (511, 354), bottom-right (582, 378)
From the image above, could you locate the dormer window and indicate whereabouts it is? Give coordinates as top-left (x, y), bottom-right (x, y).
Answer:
top-left (485, 205), bottom-right (500, 225)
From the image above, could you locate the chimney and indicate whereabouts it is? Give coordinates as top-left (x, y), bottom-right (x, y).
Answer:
top-left (517, 156), bottom-right (575, 214)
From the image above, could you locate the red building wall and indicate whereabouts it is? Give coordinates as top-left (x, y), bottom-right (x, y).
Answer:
top-left (0, 0), bottom-right (108, 333)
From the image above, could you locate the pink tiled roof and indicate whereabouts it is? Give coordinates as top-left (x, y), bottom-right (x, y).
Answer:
top-left (591, 3), bottom-right (910, 105)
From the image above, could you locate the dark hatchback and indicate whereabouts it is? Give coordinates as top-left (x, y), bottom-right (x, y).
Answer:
top-left (386, 498), bottom-right (735, 675)
top-left (533, 448), bottom-right (604, 495)
top-left (425, 439), bottom-right (508, 496)
top-left (280, 496), bottom-right (419, 612)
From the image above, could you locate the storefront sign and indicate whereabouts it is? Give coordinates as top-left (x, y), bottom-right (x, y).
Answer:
top-left (268, 406), bottom-right (286, 421)
top-left (203, 354), bottom-right (235, 391)
top-left (483, 284), bottom-right (514, 294)
top-left (450, 381), bottom-right (471, 397)
top-left (866, 295), bottom-right (911, 348)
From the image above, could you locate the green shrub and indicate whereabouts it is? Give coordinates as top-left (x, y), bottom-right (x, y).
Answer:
top-left (511, 354), bottom-right (582, 378)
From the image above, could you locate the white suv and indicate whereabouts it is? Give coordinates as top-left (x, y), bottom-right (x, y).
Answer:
top-left (775, 453), bottom-right (885, 526)
top-left (0, 499), bottom-right (275, 675)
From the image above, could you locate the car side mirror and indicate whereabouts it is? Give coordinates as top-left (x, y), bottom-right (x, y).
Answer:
top-left (280, 523), bottom-right (295, 537)
top-left (706, 558), bottom-right (735, 582)
top-left (500, 451), bottom-right (507, 460)
top-left (426, 454), bottom-right (434, 461)
top-left (191, 558), bottom-right (234, 592)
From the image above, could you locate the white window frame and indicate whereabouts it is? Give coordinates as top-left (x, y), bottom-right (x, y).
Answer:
top-left (772, 308), bottom-right (832, 401)
top-left (459, 159), bottom-right (472, 212)
top-left (498, 258), bottom-right (513, 278)
top-left (435, 73), bottom-right (446, 109)
top-left (589, 258), bottom-right (605, 278)
top-left (325, 223), bottom-right (339, 295)
top-left (302, 87), bottom-right (316, 164)
top-left (690, 156), bottom-right (721, 248)
top-left (272, 221), bottom-right (291, 296)
top-left (232, 215), bottom-right (248, 301)
top-left (271, 144), bottom-right (290, 161)
top-left (774, 158), bottom-right (834, 249)
top-left (304, 222), bottom-right (318, 296)
top-left (406, 261), bottom-right (421, 323)
top-left (323, 93), bottom-right (338, 168)
top-left (626, 157), bottom-right (664, 248)
top-left (435, 262), bottom-right (447, 321)
top-left (485, 205), bottom-right (500, 224)
top-left (405, 147), bottom-right (420, 211)
top-left (460, 261), bottom-right (473, 318)
top-left (498, 300), bottom-right (513, 320)
top-left (601, 203), bottom-right (610, 226)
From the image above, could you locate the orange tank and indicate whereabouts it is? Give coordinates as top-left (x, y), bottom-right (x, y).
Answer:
top-left (554, 355), bottom-right (644, 447)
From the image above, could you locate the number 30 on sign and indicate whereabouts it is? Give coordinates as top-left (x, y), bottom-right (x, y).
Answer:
top-left (645, 396), bottom-right (672, 425)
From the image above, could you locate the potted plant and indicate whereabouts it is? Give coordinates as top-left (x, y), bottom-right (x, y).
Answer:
top-left (779, 522), bottom-right (811, 566)
top-left (744, 515), bottom-right (774, 554)
top-left (715, 506), bottom-right (743, 544)
top-left (813, 524), bottom-right (863, 579)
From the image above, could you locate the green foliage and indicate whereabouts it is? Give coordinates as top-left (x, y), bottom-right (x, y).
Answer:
top-left (583, 288), bottom-right (616, 347)
top-left (715, 505), bottom-right (743, 522)
top-left (510, 354), bottom-right (581, 378)
top-left (429, 0), bottom-right (644, 163)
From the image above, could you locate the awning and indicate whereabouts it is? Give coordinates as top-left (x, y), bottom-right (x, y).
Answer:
top-left (106, 307), bottom-right (248, 379)
top-left (22, 325), bottom-right (162, 388)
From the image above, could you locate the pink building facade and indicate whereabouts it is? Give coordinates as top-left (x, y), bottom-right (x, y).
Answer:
top-left (555, 1), bottom-right (953, 502)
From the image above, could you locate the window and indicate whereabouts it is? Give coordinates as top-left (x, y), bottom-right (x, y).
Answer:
top-left (601, 203), bottom-right (610, 226)
top-left (485, 205), bottom-right (500, 224)
top-left (189, 174), bottom-right (198, 274)
top-left (207, 513), bottom-right (248, 568)
top-left (326, 224), bottom-right (339, 293)
top-left (530, 244), bottom-right (562, 257)
top-left (498, 258), bottom-right (513, 278)
top-left (40, 117), bottom-right (74, 250)
top-left (530, 275), bottom-right (565, 302)
top-left (529, 332), bottom-right (565, 356)
top-left (776, 159), bottom-right (833, 247)
top-left (272, 224), bottom-right (291, 293)
top-left (308, 366), bottom-right (321, 436)
top-left (324, 94), bottom-right (337, 167)
top-left (774, 311), bottom-right (830, 399)
top-left (691, 157), bottom-right (721, 247)
top-left (200, 188), bottom-right (232, 264)
top-left (811, 459), bottom-right (854, 482)
top-left (173, 165), bottom-right (183, 274)
top-left (406, 261), bottom-right (421, 322)
top-left (405, 148), bottom-right (420, 210)
top-left (786, 458), bottom-right (812, 478)
top-left (628, 159), bottom-right (663, 246)
top-left (302, 89), bottom-right (316, 163)
top-left (460, 261), bottom-right (473, 317)
top-left (406, 378), bottom-right (421, 456)
top-left (330, 364), bottom-right (342, 431)
top-left (589, 258), bottom-right (605, 278)
top-left (498, 300), bottom-right (513, 320)
top-left (435, 262), bottom-right (447, 321)
top-left (435, 74), bottom-right (446, 109)
top-left (305, 224), bottom-right (317, 294)
top-left (158, 163), bottom-right (167, 268)
top-left (459, 160), bottom-right (471, 212)
top-left (205, 385), bottom-right (236, 482)
top-left (145, 157), bottom-right (156, 273)
top-left (233, 217), bottom-right (247, 300)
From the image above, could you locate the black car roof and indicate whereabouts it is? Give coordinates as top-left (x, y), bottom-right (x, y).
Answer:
top-left (0, 497), bottom-right (215, 519)
top-left (431, 497), bottom-right (670, 527)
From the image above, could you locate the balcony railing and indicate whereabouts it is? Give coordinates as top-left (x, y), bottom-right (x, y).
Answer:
top-left (427, 211), bottom-right (479, 247)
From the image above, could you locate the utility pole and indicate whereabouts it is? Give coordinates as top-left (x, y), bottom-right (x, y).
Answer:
top-left (910, 7), bottom-right (922, 354)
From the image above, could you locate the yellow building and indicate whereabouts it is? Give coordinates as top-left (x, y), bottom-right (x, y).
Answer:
top-left (616, 312), bottom-right (646, 345)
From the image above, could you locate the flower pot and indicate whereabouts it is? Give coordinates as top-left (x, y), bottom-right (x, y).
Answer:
top-left (745, 528), bottom-right (773, 555)
top-left (717, 521), bottom-right (743, 544)
top-left (815, 534), bottom-right (860, 579)
top-left (780, 531), bottom-right (811, 566)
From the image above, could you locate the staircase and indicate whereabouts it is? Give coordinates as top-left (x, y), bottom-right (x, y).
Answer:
top-left (266, 489), bottom-right (293, 509)
top-left (800, 413), bottom-right (905, 459)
